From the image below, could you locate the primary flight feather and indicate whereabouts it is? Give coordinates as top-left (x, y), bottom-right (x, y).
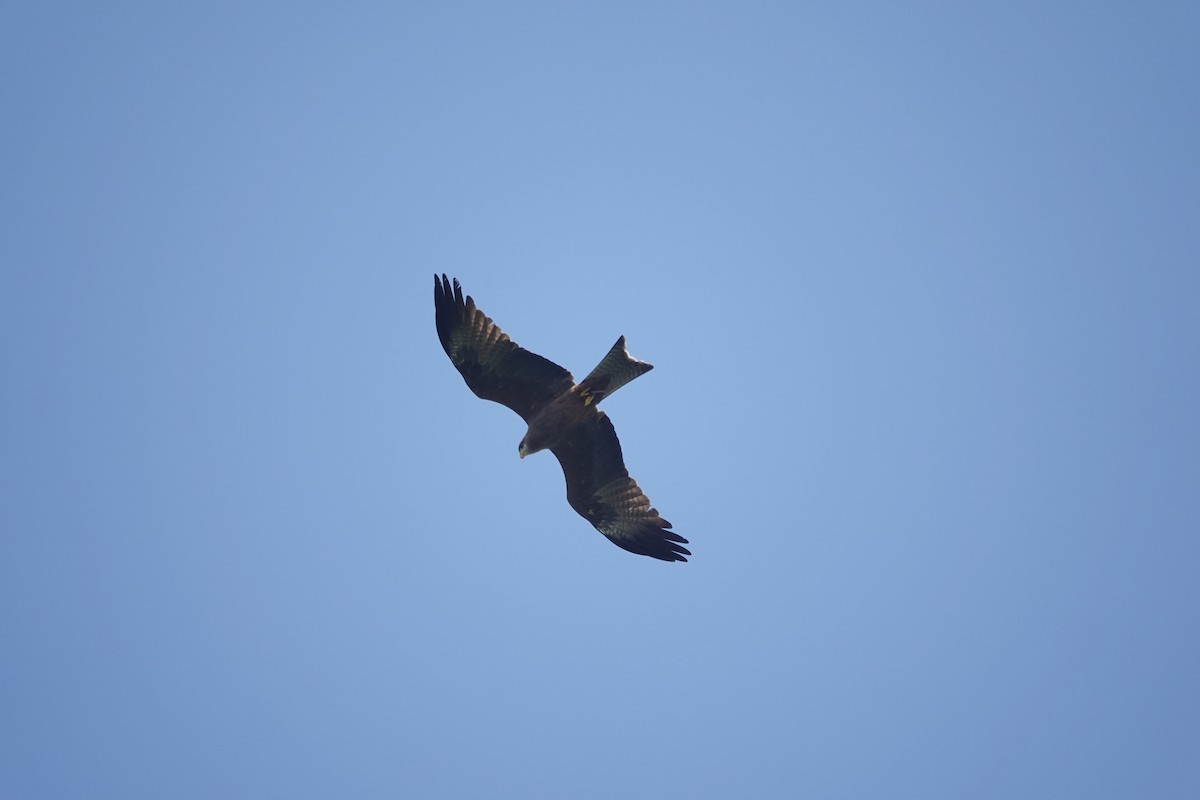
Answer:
top-left (433, 275), bottom-right (689, 562)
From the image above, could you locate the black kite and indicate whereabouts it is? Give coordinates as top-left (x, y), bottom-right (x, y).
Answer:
top-left (433, 275), bottom-right (689, 562)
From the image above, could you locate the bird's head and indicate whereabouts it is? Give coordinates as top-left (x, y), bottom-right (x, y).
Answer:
top-left (518, 430), bottom-right (548, 459)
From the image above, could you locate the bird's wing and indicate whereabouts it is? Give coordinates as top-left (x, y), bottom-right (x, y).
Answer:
top-left (551, 412), bottom-right (689, 562)
top-left (434, 275), bottom-right (575, 421)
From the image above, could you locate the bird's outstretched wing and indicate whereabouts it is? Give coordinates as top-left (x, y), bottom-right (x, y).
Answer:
top-left (434, 275), bottom-right (575, 421)
top-left (552, 412), bottom-right (690, 562)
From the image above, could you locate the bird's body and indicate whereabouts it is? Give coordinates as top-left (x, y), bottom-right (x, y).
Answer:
top-left (519, 385), bottom-right (593, 458)
top-left (433, 275), bottom-right (689, 562)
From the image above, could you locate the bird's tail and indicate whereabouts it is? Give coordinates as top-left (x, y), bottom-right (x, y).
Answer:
top-left (577, 336), bottom-right (653, 405)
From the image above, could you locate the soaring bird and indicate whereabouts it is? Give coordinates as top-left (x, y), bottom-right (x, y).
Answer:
top-left (433, 275), bottom-right (689, 562)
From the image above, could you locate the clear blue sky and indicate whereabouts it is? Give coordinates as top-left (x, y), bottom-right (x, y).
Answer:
top-left (3, 2), bottom-right (1198, 797)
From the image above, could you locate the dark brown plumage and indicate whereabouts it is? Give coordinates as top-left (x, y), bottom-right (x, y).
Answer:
top-left (433, 275), bottom-right (689, 562)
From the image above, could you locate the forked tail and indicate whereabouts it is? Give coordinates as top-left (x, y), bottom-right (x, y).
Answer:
top-left (577, 336), bottom-right (653, 405)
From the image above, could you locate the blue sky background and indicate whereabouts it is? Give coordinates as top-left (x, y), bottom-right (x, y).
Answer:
top-left (3, 2), bottom-right (1198, 797)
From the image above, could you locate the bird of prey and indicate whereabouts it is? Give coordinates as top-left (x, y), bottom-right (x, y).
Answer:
top-left (433, 275), bottom-right (689, 562)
